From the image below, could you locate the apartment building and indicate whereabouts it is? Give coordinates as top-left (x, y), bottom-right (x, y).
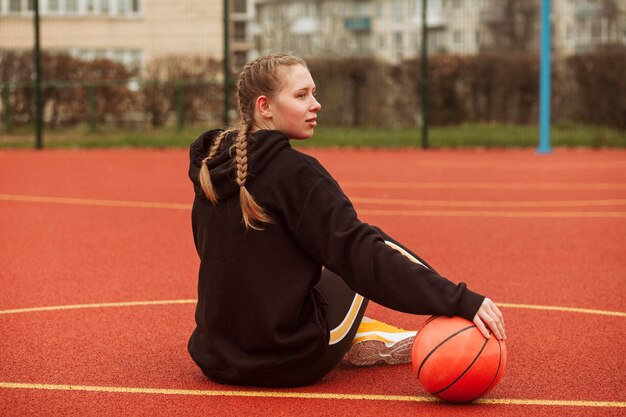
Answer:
top-left (253, 0), bottom-right (527, 62)
top-left (230, 0), bottom-right (255, 67)
top-left (554, 0), bottom-right (626, 54)
top-left (0, 0), bottom-right (249, 70)
top-left (254, 0), bottom-right (625, 62)
top-left (1, 0), bottom-right (623, 71)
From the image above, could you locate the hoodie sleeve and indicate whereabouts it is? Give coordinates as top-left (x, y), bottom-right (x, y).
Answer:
top-left (293, 176), bottom-right (484, 320)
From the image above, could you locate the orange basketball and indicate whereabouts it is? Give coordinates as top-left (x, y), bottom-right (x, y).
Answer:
top-left (411, 316), bottom-right (507, 403)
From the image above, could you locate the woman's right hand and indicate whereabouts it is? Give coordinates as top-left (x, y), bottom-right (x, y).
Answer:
top-left (473, 298), bottom-right (506, 340)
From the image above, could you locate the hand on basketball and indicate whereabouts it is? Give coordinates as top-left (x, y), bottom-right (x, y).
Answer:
top-left (473, 298), bottom-right (506, 340)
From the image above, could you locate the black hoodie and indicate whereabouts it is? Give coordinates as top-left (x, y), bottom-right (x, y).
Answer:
top-left (187, 129), bottom-right (484, 385)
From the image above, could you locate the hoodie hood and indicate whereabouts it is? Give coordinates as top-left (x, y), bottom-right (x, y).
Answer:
top-left (189, 129), bottom-right (291, 200)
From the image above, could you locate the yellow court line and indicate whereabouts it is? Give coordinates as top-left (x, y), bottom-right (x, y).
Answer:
top-left (0, 299), bottom-right (196, 315)
top-left (359, 208), bottom-right (626, 218)
top-left (352, 196), bottom-right (626, 208)
top-left (0, 300), bottom-right (624, 318)
top-left (0, 382), bottom-right (624, 408)
top-left (498, 303), bottom-right (626, 317)
top-left (2, 193), bottom-right (626, 218)
top-left (413, 160), bottom-right (626, 170)
top-left (342, 181), bottom-right (626, 190)
top-left (0, 194), bottom-right (190, 210)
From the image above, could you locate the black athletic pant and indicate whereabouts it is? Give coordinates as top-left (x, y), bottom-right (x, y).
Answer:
top-left (270, 226), bottom-right (432, 387)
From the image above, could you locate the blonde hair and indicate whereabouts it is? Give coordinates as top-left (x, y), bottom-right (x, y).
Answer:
top-left (198, 54), bottom-right (307, 230)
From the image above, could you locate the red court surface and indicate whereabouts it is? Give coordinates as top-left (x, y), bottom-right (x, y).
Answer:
top-left (1, 147), bottom-right (625, 417)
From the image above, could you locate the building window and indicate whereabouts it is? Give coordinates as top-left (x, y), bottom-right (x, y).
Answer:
top-left (291, 3), bottom-right (302, 18)
top-left (233, 0), bottom-right (246, 14)
top-left (48, 0), bottom-right (59, 12)
top-left (591, 20), bottom-right (601, 40)
top-left (8, 0), bottom-right (33, 13)
top-left (68, 48), bottom-right (143, 71)
top-left (1, 0), bottom-right (141, 16)
top-left (66, 0), bottom-right (79, 14)
top-left (357, 2), bottom-right (369, 16)
top-left (118, 0), bottom-right (130, 14)
top-left (118, 0), bottom-right (129, 14)
top-left (453, 30), bottom-right (463, 44)
top-left (395, 32), bottom-right (403, 50)
top-left (376, 2), bottom-right (384, 18)
top-left (566, 24), bottom-right (573, 40)
top-left (234, 21), bottom-right (246, 41)
top-left (394, 0), bottom-right (402, 23)
top-left (9, 0), bottom-right (21, 12)
top-left (431, 31), bottom-right (444, 51)
top-left (303, 2), bottom-right (314, 17)
top-left (234, 51), bottom-right (247, 69)
top-left (118, 0), bottom-right (139, 15)
top-left (378, 34), bottom-right (386, 49)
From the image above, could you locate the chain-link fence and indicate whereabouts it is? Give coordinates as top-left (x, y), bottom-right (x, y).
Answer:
top-left (1, 0), bottom-right (625, 148)
top-left (0, 52), bottom-right (224, 146)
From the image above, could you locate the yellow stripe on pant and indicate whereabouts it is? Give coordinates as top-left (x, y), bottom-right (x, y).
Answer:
top-left (328, 294), bottom-right (365, 345)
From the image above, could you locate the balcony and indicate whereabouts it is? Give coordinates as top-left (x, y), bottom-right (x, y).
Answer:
top-left (345, 17), bottom-right (371, 32)
top-left (575, 3), bottom-right (603, 18)
top-left (410, 15), bottom-right (447, 28)
top-left (292, 16), bottom-right (318, 35)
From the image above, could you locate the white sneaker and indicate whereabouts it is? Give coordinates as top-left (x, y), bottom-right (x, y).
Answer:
top-left (347, 317), bottom-right (417, 366)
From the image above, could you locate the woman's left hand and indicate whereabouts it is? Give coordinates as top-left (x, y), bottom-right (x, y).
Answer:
top-left (473, 298), bottom-right (506, 340)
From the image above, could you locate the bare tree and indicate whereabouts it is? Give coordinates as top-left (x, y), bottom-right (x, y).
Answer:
top-left (600, 0), bottom-right (619, 45)
top-left (481, 0), bottom-right (541, 53)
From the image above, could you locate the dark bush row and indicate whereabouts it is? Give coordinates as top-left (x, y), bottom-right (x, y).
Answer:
top-left (1, 52), bottom-right (135, 126)
top-left (1, 48), bottom-right (625, 130)
top-left (0, 52), bottom-right (222, 128)
top-left (308, 46), bottom-right (626, 130)
top-left (567, 47), bottom-right (626, 129)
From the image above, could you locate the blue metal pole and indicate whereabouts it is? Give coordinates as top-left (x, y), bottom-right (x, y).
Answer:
top-left (537, 0), bottom-right (552, 154)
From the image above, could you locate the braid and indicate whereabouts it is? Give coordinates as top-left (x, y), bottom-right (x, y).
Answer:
top-left (207, 130), bottom-right (227, 160)
top-left (198, 130), bottom-right (229, 204)
top-left (199, 54), bottom-right (305, 227)
top-left (234, 120), bottom-right (271, 230)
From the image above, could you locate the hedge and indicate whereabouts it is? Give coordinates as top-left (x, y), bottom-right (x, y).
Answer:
top-left (1, 47), bottom-right (625, 130)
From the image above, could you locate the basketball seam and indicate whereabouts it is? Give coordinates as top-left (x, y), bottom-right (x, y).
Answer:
top-left (417, 324), bottom-right (475, 379)
top-left (475, 337), bottom-right (503, 399)
top-left (419, 315), bottom-right (440, 330)
top-left (432, 336), bottom-right (490, 396)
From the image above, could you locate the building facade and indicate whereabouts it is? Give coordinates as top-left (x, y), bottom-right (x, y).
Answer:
top-left (553, 0), bottom-right (626, 55)
top-left (254, 0), bottom-right (626, 62)
top-left (252, 0), bottom-right (522, 62)
top-left (1, 0), bottom-right (624, 72)
top-left (230, 0), bottom-right (256, 67)
top-left (0, 0), bottom-right (231, 70)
